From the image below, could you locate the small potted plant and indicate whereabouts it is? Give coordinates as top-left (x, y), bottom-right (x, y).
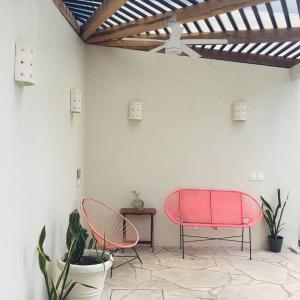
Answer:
top-left (261, 189), bottom-right (288, 253)
top-left (56, 210), bottom-right (113, 300)
top-left (132, 190), bottom-right (144, 211)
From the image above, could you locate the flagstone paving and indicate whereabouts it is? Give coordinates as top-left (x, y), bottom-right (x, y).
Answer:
top-left (102, 246), bottom-right (300, 300)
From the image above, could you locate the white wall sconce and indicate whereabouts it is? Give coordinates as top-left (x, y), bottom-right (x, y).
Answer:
top-left (70, 89), bottom-right (82, 113)
top-left (15, 42), bottom-right (35, 86)
top-left (232, 101), bottom-right (246, 121)
top-left (129, 100), bottom-right (143, 120)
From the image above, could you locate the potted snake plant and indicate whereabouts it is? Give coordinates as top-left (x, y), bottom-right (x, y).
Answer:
top-left (56, 210), bottom-right (113, 300)
top-left (37, 226), bottom-right (88, 300)
top-left (261, 189), bottom-right (288, 253)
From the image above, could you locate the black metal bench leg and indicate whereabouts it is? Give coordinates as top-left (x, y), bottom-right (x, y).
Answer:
top-left (249, 227), bottom-right (252, 260)
top-left (180, 225), bottom-right (182, 249)
top-left (241, 228), bottom-right (244, 251)
top-left (182, 226), bottom-right (185, 259)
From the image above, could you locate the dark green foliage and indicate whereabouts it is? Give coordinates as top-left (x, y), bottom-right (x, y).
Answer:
top-left (88, 237), bottom-right (95, 250)
top-left (261, 189), bottom-right (288, 238)
top-left (67, 209), bottom-right (107, 265)
top-left (66, 209), bottom-right (89, 264)
top-left (37, 226), bottom-right (94, 300)
top-left (87, 234), bottom-right (107, 264)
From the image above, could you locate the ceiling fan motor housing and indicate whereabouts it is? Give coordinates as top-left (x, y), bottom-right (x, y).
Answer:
top-left (165, 39), bottom-right (182, 55)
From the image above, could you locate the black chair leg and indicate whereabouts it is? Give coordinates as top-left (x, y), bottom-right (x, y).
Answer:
top-left (249, 227), bottom-right (252, 260)
top-left (110, 253), bottom-right (113, 278)
top-left (180, 225), bottom-right (182, 249)
top-left (110, 247), bottom-right (142, 277)
top-left (182, 226), bottom-right (185, 259)
top-left (110, 251), bottom-right (115, 278)
top-left (241, 228), bottom-right (244, 251)
top-left (133, 246), bottom-right (142, 264)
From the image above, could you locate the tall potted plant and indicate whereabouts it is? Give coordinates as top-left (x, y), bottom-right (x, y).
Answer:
top-left (37, 226), bottom-right (92, 300)
top-left (261, 189), bottom-right (288, 253)
top-left (57, 209), bottom-right (113, 300)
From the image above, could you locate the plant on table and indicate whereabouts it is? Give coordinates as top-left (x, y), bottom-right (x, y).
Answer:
top-left (261, 188), bottom-right (289, 252)
top-left (132, 190), bottom-right (144, 211)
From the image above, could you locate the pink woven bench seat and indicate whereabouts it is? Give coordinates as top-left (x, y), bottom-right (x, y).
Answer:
top-left (165, 189), bottom-right (262, 228)
top-left (164, 189), bottom-right (262, 260)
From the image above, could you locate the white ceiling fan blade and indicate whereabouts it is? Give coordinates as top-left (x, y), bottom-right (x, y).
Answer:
top-left (183, 39), bottom-right (228, 45)
top-left (122, 37), bottom-right (165, 43)
top-left (148, 44), bottom-right (166, 53)
top-left (181, 44), bottom-right (201, 58)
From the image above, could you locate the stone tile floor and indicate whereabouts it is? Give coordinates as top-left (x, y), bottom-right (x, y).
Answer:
top-left (102, 246), bottom-right (300, 300)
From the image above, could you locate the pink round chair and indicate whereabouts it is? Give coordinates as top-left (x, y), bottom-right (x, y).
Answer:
top-left (81, 198), bottom-right (142, 275)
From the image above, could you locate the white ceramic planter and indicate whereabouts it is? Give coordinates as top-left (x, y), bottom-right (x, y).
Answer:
top-left (57, 250), bottom-right (113, 300)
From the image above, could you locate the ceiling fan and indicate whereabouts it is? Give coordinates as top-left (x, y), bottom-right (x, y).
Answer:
top-left (124, 21), bottom-right (228, 58)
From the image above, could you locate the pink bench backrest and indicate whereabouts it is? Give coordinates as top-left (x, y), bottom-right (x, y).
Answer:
top-left (165, 189), bottom-right (262, 227)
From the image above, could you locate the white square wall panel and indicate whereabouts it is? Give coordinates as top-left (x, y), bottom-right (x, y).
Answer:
top-left (70, 89), bottom-right (82, 113)
top-left (15, 42), bottom-right (35, 86)
top-left (232, 102), bottom-right (246, 121)
top-left (129, 101), bottom-right (143, 120)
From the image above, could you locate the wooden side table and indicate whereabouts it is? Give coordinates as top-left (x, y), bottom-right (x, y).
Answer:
top-left (120, 208), bottom-right (157, 252)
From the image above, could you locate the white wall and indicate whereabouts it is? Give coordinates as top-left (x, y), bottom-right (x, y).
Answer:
top-left (0, 0), bottom-right (85, 299)
top-left (290, 75), bottom-right (300, 242)
top-left (85, 45), bottom-right (300, 250)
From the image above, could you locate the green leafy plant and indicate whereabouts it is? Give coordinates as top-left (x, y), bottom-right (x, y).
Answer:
top-left (87, 233), bottom-right (107, 264)
top-left (37, 226), bottom-right (93, 300)
top-left (67, 210), bottom-right (107, 265)
top-left (261, 189), bottom-right (289, 238)
top-left (131, 190), bottom-right (144, 211)
top-left (132, 190), bottom-right (141, 199)
top-left (66, 209), bottom-right (88, 264)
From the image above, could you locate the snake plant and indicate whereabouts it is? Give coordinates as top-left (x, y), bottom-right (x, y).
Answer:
top-left (37, 226), bottom-right (93, 300)
top-left (261, 189), bottom-right (288, 238)
top-left (67, 209), bottom-right (106, 264)
top-left (66, 209), bottom-right (89, 264)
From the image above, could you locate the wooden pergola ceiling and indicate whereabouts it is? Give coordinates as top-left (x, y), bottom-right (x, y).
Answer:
top-left (53, 0), bottom-right (300, 68)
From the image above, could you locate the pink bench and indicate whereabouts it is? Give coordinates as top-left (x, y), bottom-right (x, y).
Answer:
top-left (165, 189), bottom-right (262, 259)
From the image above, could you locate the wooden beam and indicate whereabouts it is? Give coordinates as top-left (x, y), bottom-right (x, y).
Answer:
top-left (194, 48), bottom-right (298, 68)
top-left (125, 27), bottom-right (300, 44)
top-left (99, 45), bottom-right (156, 51)
top-left (52, 0), bottom-right (80, 34)
top-left (98, 39), bottom-right (163, 48)
top-left (87, 0), bottom-right (274, 43)
top-left (81, 0), bottom-right (128, 41)
top-left (94, 40), bottom-right (161, 51)
top-left (95, 26), bottom-right (300, 52)
top-left (96, 41), bottom-right (298, 68)
top-left (93, 27), bottom-right (300, 47)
